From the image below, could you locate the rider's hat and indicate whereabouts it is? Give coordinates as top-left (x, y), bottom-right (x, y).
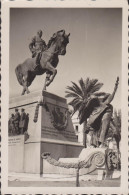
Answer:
top-left (15, 108), bottom-right (18, 112)
top-left (37, 29), bottom-right (42, 34)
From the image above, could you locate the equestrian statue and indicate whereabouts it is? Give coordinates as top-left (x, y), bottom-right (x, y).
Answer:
top-left (15, 30), bottom-right (70, 95)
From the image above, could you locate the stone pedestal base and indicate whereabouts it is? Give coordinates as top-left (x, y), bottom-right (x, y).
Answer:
top-left (8, 135), bottom-right (25, 172)
top-left (9, 91), bottom-right (83, 174)
top-left (42, 148), bottom-right (106, 176)
top-left (41, 139), bottom-right (82, 174)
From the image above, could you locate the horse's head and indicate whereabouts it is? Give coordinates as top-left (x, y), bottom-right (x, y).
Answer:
top-left (47, 30), bottom-right (70, 55)
top-left (56, 30), bottom-right (70, 55)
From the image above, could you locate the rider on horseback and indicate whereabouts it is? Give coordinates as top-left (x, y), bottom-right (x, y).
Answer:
top-left (29, 30), bottom-right (46, 68)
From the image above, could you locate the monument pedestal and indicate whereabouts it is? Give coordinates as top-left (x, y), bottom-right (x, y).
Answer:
top-left (8, 135), bottom-right (25, 172)
top-left (42, 148), bottom-right (106, 177)
top-left (9, 91), bottom-right (83, 174)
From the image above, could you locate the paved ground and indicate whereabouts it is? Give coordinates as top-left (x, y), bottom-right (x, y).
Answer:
top-left (8, 171), bottom-right (120, 187)
top-left (8, 179), bottom-right (120, 187)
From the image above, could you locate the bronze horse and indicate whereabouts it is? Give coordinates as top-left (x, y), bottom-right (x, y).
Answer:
top-left (15, 30), bottom-right (70, 95)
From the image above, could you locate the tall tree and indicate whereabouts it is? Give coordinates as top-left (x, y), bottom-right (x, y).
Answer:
top-left (107, 109), bottom-right (121, 150)
top-left (65, 77), bottom-right (104, 147)
top-left (107, 109), bottom-right (121, 170)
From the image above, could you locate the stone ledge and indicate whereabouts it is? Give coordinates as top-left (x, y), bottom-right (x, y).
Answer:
top-left (43, 91), bottom-right (66, 104)
top-left (9, 90), bottom-right (67, 109)
top-left (10, 90), bottom-right (42, 104)
top-left (25, 137), bottom-right (83, 147)
top-left (41, 138), bottom-right (83, 146)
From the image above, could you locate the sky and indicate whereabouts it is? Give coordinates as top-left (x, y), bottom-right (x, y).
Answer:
top-left (10, 8), bottom-right (122, 110)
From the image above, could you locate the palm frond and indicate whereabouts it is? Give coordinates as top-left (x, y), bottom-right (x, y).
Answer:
top-left (71, 81), bottom-right (83, 97)
top-left (79, 78), bottom-right (86, 97)
top-left (94, 92), bottom-right (107, 97)
top-left (86, 79), bottom-right (98, 91)
top-left (89, 83), bottom-right (103, 93)
top-left (84, 78), bottom-right (90, 88)
top-left (68, 99), bottom-right (82, 115)
top-left (65, 91), bottom-right (81, 99)
top-left (68, 98), bottom-right (83, 108)
top-left (66, 83), bottom-right (83, 98)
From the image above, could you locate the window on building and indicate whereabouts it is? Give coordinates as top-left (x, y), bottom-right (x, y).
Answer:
top-left (75, 125), bottom-right (78, 132)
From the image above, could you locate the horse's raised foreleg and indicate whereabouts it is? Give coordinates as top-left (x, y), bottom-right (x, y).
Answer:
top-left (22, 83), bottom-right (30, 95)
top-left (45, 62), bottom-right (57, 87)
top-left (21, 86), bottom-right (26, 95)
top-left (43, 73), bottom-right (51, 91)
top-left (21, 74), bottom-right (30, 95)
top-left (25, 83), bottom-right (30, 94)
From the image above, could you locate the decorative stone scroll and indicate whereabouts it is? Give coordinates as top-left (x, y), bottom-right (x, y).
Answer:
top-left (93, 152), bottom-right (105, 167)
top-left (41, 151), bottom-right (105, 172)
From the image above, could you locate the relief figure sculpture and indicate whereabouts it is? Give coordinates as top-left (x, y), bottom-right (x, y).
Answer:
top-left (8, 108), bottom-right (29, 136)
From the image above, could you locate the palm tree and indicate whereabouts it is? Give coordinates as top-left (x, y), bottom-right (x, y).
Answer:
top-left (65, 77), bottom-right (104, 147)
top-left (107, 109), bottom-right (121, 169)
top-left (107, 109), bottom-right (121, 150)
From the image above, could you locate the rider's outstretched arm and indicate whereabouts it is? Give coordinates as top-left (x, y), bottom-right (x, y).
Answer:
top-left (105, 77), bottom-right (119, 104)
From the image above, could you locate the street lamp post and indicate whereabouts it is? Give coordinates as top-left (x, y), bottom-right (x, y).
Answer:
top-left (76, 164), bottom-right (80, 187)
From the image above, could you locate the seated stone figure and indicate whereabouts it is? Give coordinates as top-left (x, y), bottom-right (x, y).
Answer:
top-left (80, 77), bottom-right (119, 148)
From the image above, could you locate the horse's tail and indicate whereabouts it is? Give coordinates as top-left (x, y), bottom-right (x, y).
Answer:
top-left (15, 65), bottom-right (24, 86)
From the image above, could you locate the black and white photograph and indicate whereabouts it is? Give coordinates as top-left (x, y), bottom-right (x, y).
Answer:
top-left (1, 0), bottom-right (128, 194)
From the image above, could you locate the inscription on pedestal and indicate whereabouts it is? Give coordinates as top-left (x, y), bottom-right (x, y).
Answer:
top-left (8, 135), bottom-right (25, 172)
top-left (8, 136), bottom-right (24, 146)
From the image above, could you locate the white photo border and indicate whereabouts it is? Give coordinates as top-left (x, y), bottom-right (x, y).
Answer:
top-left (1, 0), bottom-right (128, 194)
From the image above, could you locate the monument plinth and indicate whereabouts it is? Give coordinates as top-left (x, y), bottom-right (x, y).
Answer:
top-left (9, 91), bottom-right (83, 174)
top-left (8, 135), bottom-right (25, 172)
